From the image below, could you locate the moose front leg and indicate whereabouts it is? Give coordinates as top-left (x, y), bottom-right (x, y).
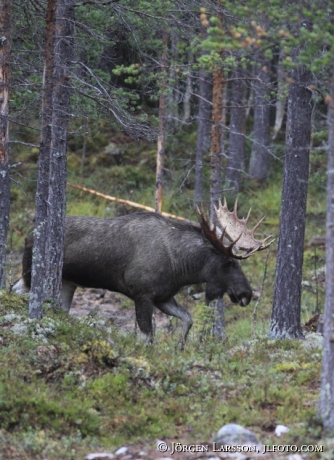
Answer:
top-left (157, 297), bottom-right (193, 348)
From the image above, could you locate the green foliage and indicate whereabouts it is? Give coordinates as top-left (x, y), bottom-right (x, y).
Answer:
top-left (192, 302), bottom-right (216, 337)
top-left (82, 340), bottom-right (117, 366)
top-left (199, 0), bottom-right (334, 80)
top-left (0, 382), bottom-right (100, 436)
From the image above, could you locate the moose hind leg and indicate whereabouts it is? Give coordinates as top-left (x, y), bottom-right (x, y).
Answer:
top-left (157, 298), bottom-right (193, 347)
top-left (61, 281), bottom-right (77, 312)
top-left (134, 296), bottom-right (154, 344)
top-left (12, 278), bottom-right (30, 295)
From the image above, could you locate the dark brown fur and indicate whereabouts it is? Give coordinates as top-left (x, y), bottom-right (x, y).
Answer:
top-left (19, 212), bottom-right (253, 344)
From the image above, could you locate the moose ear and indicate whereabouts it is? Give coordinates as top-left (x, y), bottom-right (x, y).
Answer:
top-left (196, 207), bottom-right (220, 242)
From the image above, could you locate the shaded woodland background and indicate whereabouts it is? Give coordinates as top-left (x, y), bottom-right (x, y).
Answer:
top-left (1, 0), bottom-right (334, 457)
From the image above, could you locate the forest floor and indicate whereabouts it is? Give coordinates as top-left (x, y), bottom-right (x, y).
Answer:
top-left (70, 288), bottom-right (171, 335)
top-left (62, 288), bottom-right (326, 460)
top-left (72, 290), bottom-right (323, 460)
top-left (3, 255), bottom-right (327, 460)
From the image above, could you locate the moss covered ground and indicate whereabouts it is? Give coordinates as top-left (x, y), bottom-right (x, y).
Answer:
top-left (0, 289), bottom-right (329, 459)
top-left (3, 120), bottom-right (330, 458)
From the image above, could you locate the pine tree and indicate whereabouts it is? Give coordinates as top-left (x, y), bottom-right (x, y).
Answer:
top-left (29, 0), bottom-right (74, 317)
top-left (269, 45), bottom-right (313, 339)
top-left (0, 0), bottom-right (12, 289)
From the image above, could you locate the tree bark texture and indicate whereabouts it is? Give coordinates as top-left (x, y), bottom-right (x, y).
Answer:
top-left (269, 60), bottom-right (312, 339)
top-left (210, 68), bottom-right (223, 222)
top-left (194, 69), bottom-right (212, 205)
top-left (212, 297), bottom-right (225, 338)
top-left (209, 65), bottom-right (225, 337)
top-left (0, 0), bottom-right (12, 289)
top-left (318, 64), bottom-right (334, 430)
top-left (45, 0), bottom-right (74, 302)
top-left (155, 29), bottom-right (168, 214)
top-left (183, 58), bottom-right (192, 123)
top-left (166, 30), bottom-right (178, 129)
top-left (29, 0), bottom-right (57, 318)
top-left (29, 0), bottom-right (73, 317)
top-left (248, 59), bottom-right (271, 181)
top-left (272, 47), bottom-right (287, 140)
top-left (226, 66), bottom-right (246, 194)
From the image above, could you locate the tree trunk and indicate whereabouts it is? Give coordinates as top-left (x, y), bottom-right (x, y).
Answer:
top-left (29, 0), bottom-right (57, 318)
top-left (248, 58), bottom-right (271, 181)
top-left (29, 0), bottom-right (73, 317)
top-left (269, 54), bottom-right (312, 339)
top-left (210, 68), bottom-right (223, 220)
top-left (220, 82), bottom-right (228, 174)
top-left (272, 47), bottom-right (287, 140)
top-left (183, 58), bottom-right (192, 123)
top-left (212, 297), bottom-right (225, 337)
top-left (45, 0), bottom-right (74, 302)
top-left (209, 65), bottom-right (225, 337)
top-left (155, 29), bottom-right (168, 214)
top-left (226, 66), bottom-right (246, 194)
top-left (0, 0), bottom-right (12, 289)
top-left (166, 30), bottom-right (178, 130)
top-left (318, 62), bottom-right (334, 430)
top-left (245, 82), bottom-right (253, 120)
top-left (194, 68), bottom-right (212, 205)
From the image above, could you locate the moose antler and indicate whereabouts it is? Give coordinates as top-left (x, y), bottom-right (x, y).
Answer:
top-left (197, 198), bottom-right (274, 260)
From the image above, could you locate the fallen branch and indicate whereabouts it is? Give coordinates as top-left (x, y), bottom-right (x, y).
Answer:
top-left (66, 182), bottom-right (198, 225)
top-left (12, 226), bottom-right (23, 237)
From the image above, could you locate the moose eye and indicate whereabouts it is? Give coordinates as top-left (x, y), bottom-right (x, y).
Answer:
top-left (224, 259), bottom-right (234, 269)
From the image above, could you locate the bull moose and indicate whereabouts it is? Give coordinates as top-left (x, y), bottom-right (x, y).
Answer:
top-left (13, 199), bottom-right (273, 345)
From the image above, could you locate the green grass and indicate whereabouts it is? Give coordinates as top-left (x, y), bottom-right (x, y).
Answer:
top-left (0, 290), bottom-right (326, 459)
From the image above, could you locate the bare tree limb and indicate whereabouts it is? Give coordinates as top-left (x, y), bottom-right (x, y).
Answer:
top-left (9, 140), bottom-right (39, 148)
top-left (74, 0), bottom-right (119, 6)
top-left (67, 182), bottom-right (197, 225)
